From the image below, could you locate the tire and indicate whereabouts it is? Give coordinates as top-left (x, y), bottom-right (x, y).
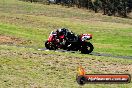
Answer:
top-left (45, 40), bottom-right (50, 49)
top-left (45, 40), bottom-right (57, 50)
top-left (81, 42), bottom-right (94, 54)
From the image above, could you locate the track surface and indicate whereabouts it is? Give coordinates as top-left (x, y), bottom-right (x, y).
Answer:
top-left (1, 44), bottom-right (132, 59)
top-left (38, 48), bottom-right (132, 59)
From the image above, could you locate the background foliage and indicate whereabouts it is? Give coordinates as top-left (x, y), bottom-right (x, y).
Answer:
top-left (20, 0), bottom-right (132, 17)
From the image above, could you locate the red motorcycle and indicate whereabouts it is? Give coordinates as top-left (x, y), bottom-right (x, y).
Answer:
top-left (45, 30), bottom-right (94, 54)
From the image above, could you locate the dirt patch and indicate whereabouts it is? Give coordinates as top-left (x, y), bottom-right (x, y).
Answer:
top-left (0, 35), bottom-right (32, 45)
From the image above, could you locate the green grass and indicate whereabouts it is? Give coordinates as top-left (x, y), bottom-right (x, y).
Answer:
top-left (0, 0), bottom-right (131, 55)
top-left (0, 45), bottom-right (132, 88)
top-left (0, 0), bottom-right (132, 87)
top-left (0, 15), bottom-right (131, 55)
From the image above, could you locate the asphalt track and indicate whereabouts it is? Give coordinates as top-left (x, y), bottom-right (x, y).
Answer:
top-left (1, 44), bottom-right (132, 59)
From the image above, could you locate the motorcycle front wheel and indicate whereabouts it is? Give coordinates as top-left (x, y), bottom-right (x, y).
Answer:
top-left (45, 40), bottom-right (50, 49)
top-left (45, 41), bottom-right (57, 50)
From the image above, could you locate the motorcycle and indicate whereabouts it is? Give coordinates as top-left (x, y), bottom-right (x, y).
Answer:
top-left (45, 30), bottom-right (94, 54)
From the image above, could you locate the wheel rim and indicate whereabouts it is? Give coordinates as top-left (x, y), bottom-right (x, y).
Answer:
top-left (86, 46), bottom-right (91, 51)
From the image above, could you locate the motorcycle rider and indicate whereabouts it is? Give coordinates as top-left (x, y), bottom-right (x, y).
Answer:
top-left (55, 28), bottom-right (78, 50)
top-left (55, 28), bottom-right (77, 41)
top-left (55, 28), bottom-right (68, 46)
top-left (56, 28), bottom-right (69, 36)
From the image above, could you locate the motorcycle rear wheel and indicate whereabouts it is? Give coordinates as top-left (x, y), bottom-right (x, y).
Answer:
top-left (81, 42), bottom-right (94, 54)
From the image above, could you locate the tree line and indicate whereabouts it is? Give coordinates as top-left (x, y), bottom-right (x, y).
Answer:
top-left (20, 0), bottom-right (132, 17)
